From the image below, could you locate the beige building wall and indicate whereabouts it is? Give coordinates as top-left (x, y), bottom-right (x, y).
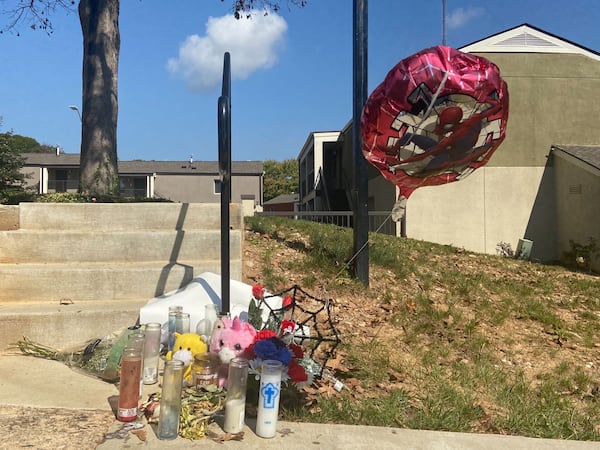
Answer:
top-left (407, 166), bottom-right (555, 259)
top-left (367, 174), bottom-right (395, 212)
top-left (22, 167), bottom-right (41, 192)
top-left (154, 174), bottom-right (262, 205)
top-left (155, 174), bottom-right (218, 203)
top-left (483, 53), bottom-right (600, 167)
top-left (554, 155), bottom-right (600, 272)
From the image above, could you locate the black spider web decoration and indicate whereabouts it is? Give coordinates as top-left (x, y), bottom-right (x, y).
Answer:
top-left (259, 285), bottom-right (341, 376)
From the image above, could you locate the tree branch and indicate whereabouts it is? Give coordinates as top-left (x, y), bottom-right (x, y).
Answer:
top-left (0, 0), bottom-right (75, 35)
top-left (223, 0), bottom-right (307, 19)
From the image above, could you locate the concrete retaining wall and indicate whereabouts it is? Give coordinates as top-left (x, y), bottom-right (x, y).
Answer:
top-left (0, 205), bottom-right (19, 231)
top-left (0, 202), bottom-right (242, 349)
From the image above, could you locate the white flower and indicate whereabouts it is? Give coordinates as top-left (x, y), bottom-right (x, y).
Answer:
top-left (248, 357), bottom-right (264, 380)
top-left (293, 371), bottom-right (315, 389)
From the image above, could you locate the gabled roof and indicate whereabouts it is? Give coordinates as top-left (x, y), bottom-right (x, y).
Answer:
top-left (119, 160), bottom-right (263, 175)
top-left (552, 145), bottom-right (600, 175)
top-left (459, 23), bottom-right (600, 62)
top-left (21, 153), bottom-right (263, 175)
top-left (264, 193), bottom-right (299, 205)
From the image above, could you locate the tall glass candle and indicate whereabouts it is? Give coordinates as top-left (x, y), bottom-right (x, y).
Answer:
top-left (157, 360), bottom-right (185, 440)
top-left (127, 332), bottom-right (146, 398)
top-left (117, 347), bottom-right (142, 422)
top-left (195, 303), bottom-right (219, 348)
top-left (167, 305), bottom-right (183, 352)
top-left (255, 360), bottom-right (283, 438)
top-left (142, 323), bottom-right (161, 384)
top-left (223, 357), bottom-right (249, 433)
top-left (175, 312), bottom-right (190, 335)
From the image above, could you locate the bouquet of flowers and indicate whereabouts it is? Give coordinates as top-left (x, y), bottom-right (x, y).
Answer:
top-left (247, 320), bottom-right (317, 389)
top-left (12, 326), bottom-right (141, 382)
top-left (246, 283), bottom-right (342, 393)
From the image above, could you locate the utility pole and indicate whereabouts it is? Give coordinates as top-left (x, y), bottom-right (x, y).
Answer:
top-left (352, 0), bottom-right (369, 286)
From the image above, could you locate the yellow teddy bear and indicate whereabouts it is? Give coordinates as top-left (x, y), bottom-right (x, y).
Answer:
top-left (166, 332), bottom-right (207, 383)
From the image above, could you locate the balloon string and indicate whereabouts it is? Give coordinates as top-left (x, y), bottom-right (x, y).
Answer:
top-left (326, 211), bottom-right (394, 288)
top-left (322, 74), bottom-right (449, 288)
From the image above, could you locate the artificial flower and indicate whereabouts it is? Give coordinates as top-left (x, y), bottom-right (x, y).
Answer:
top-left (288, 342), bottom-right (304, 359)
top-left (247, 319), bottom-right (315, 390)
top-left (254, 329), bottom-right (277, 341)
top-left (282, 295), bottom-right (293, 308)
top-left (287, 359), bottom-right (308, 383)
top-left (281, 319), bottom-right (296, 334)
top-left (251, 337), bottom-right (293, 366)
top-left (252, 285), bottom-right (265, 300)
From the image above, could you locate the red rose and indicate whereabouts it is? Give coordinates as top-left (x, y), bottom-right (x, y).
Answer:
top-left (288, 343), bottom-right (304, 359)
top-left (282, 295), bottom-right (293, 308)
top-left (252, 285), bottom-right (265, 299)
top-left (281, 319), bottom-right (296, 334)
top-left (287, 359), bottom-right (307, 383)
top-left (254, 329), bottom-right (277, 342)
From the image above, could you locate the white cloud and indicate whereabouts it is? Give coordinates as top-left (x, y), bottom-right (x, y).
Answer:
top-left (446, 6), bottom-right (484, 30)
top-left (167, 12), bottom-right (287, 92)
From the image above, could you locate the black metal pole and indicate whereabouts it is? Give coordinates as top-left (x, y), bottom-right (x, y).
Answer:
top-left (352, 0), bottom-right (369, 286)
top-left (218, 52), bottom-right (231, 315)
top-left (442, 0), bottom-right (447, 46)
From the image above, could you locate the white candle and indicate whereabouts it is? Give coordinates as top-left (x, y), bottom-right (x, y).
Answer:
top-left (143, 355), bottom-right (159, 384)
top-left (255, 360), bottom-right (283, 438)
top-left (223, 398), bottom-right (246, 433)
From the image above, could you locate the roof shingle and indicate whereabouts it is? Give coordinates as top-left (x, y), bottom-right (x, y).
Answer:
top-left (22, 153), bottom-right (263, 175)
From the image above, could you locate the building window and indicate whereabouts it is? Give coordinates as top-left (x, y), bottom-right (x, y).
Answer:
top-left (119, 176), bottom-right (148, 198)
top-left (214, 179), bottom-right (221, 194)
top-left (48, 168), bottom-right (79, 193)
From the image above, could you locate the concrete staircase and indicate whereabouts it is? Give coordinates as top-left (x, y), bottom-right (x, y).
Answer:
top-left (0, 202), bottom-right (243, 350)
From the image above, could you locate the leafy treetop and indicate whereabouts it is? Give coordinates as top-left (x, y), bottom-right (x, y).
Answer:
top-left (263, 158), bottom-right (298, 202)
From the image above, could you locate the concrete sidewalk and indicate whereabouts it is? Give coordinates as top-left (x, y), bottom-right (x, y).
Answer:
top-left (0, 353), bottom-right (598, 450)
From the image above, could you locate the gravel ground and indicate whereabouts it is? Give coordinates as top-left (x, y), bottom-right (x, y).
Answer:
top-left (0, 405), bottom-right (115, 449)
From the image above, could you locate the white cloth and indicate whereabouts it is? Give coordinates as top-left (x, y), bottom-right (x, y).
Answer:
top-left (139, 272), bottom-right (282, 332)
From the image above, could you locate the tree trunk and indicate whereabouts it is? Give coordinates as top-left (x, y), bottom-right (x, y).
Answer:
top-left (78, 0), bottom-right (120, 197)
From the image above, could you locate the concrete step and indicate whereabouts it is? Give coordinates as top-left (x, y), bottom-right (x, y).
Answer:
top-left (0, 299), bottom-right (146, 351)
top-left (0, 261), bottom-right (242, 303)
top-left (17, 202), bottom-right (243, 231)
top-left (0, 229), bottom-right (241, 264)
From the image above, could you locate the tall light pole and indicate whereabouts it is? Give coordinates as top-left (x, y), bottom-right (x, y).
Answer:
top-left (442, 0), bottom-right (447, 45)
top-left (68, 105), bottom-right (82, 123)
top-left (353, 0), bottom-right (369, 286)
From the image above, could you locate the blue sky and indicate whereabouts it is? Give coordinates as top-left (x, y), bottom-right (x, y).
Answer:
top-left (0, 0), bottom-right (599, 162)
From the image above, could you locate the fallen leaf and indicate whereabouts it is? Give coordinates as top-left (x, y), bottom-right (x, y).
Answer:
top-left (131, 429), bottom-right (146, 442)
top-left (211, 431), bottom-right (245, 443)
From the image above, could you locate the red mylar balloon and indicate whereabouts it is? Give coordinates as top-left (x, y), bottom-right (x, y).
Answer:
top-left (361, 45), bottom-right (509, 220)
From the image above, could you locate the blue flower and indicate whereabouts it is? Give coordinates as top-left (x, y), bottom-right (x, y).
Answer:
top-left (252, 337), bottom-right (293, 366)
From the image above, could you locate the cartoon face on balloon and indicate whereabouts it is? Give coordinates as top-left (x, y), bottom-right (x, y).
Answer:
top-left (361, 46), bottom-right (509, 220)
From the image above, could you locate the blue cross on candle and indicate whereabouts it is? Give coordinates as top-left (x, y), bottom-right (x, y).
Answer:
top-left (261, 382), bottom-right (280, 409)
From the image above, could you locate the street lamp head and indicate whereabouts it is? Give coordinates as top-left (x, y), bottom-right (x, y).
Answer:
top-left (68, 105), bottom-right (82, 123)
